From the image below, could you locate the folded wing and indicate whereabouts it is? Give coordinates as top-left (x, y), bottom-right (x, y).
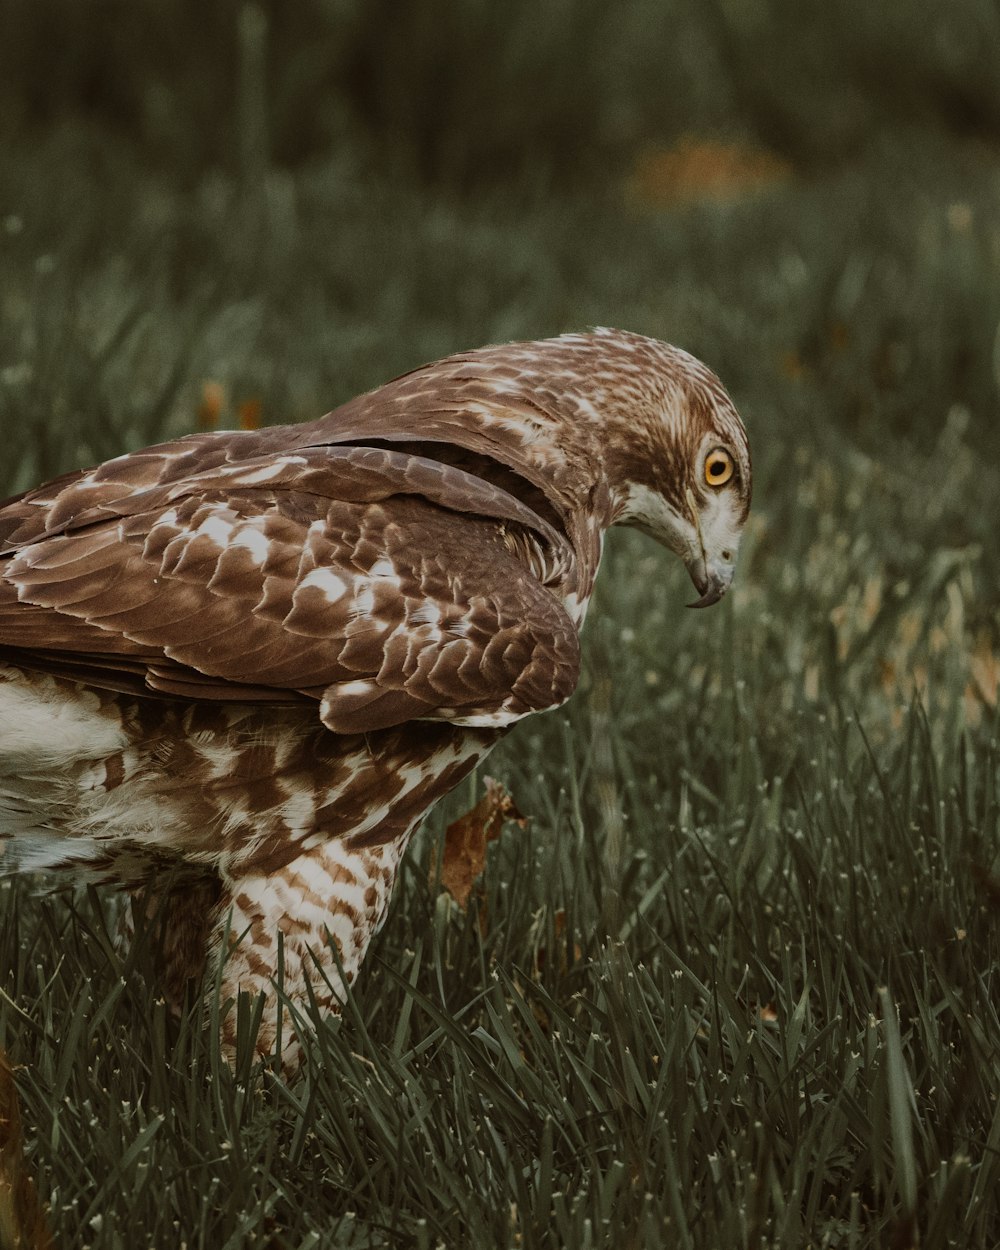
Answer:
top-left (0, 444), bottom-right (580, 733)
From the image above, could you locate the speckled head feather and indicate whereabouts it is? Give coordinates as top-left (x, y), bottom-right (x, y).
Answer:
top-left (0, 328), bottom-right (750, 1071)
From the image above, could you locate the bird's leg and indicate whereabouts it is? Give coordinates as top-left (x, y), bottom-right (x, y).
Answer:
top-left (211, 837), bottom-right (403, 1075)
top-left (121, 873), bottom-right (226, 1011)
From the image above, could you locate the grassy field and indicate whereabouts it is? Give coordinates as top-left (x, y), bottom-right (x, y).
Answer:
top-left (3, 5), bottom-right (1000, 1246)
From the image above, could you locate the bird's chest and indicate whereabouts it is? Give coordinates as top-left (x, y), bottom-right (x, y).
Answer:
top-left (0, 664), bottom-right (502, 881)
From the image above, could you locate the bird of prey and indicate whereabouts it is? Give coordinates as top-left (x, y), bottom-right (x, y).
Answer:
top-left (0, 329), bottom-right (751, 1071)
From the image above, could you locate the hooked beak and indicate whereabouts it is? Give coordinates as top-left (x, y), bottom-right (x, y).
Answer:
top-left (685, 555), bottom-right (734, 609)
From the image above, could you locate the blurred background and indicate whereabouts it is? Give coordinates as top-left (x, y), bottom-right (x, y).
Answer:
top-left (5, 11), bottom-right (1000, 1243)
top-left (1, 0), bottom-right (999, 728)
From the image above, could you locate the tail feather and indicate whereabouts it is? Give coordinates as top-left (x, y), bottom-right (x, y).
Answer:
top-left (2, 833), bottom-right (101, 877)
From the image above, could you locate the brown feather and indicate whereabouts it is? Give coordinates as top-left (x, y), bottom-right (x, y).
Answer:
top-left (0, 329), bottom-right (751, 1075)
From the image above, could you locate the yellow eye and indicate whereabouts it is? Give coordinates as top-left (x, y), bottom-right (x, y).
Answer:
top-left (704, 448), bottom-right (734, 488)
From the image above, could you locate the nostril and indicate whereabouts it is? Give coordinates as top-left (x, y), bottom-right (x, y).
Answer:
top-left (721, 549), bottom-right (733, 562)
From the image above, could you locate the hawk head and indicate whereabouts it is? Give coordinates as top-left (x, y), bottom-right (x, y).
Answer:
top-left (598, 334), bottom-right (752, 608)
top-left (350, 326), bottom-right (754, 609)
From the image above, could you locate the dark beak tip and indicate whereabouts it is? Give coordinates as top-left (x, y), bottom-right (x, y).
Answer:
top-left (686, 585), bottom-right (726, 609)
top-left (684, 555), bottom-right (731, 608)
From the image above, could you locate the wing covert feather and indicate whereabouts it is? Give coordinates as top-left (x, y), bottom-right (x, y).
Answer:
top-left (0, 446), bottom-right (580, 732)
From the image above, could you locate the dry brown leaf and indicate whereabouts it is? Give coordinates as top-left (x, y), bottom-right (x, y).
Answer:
top-left (238, 398), bottom-right (263, 430)
top-left (970, 632), bottom-right (999, 708)
top-left (878, 658), bottom-right (897, 694)
top-left (197, 380), bottom-right (225, 430)
top-left (829, 320), bottom-right (850, 353)
top-left (436, 777), bottom-right (526, 913)
top-left (779, 349), bottom-right (809, 382)
top-left (630, 136), bottom-right (792, 207)
top-left (0, 1050), bottom-right (53, 1250)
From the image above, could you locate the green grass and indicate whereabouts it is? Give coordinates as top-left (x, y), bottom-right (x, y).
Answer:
top-left (3, 22), bottom-right (1000, 1244)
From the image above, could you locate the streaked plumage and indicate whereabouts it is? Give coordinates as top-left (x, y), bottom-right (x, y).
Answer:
top-left (0, 329), bottom-right (751, 1069)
